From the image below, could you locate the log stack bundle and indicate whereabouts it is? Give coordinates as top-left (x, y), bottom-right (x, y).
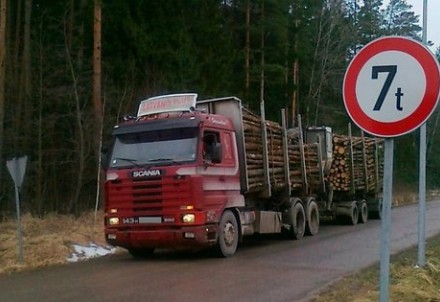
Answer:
top-left (287, 143), bottom-right (321, 190)
top-left (327, 134), bottom-right (383, 192)
top-left (242, 107), bottom-right (322, 194)
top-left (242, 107), bottom-right (286, 193)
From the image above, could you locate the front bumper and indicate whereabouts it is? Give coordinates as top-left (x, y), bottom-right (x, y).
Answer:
top-left (105, 224), bottom-right (218, 250)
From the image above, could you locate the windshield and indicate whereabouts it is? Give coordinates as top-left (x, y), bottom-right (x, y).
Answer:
top-left (109, 127), bottom-right (198, 168)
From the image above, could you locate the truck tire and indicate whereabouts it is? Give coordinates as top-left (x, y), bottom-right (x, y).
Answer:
top-left (305, 198), bottom-right (319, 236)
top-left (215, 210), bottom-right (239, 258)
top-left (348, 202), bottom-right (359, 225)
top-left (284, 199), bottom-right (305, 240)
top-left (128, 248), bottom-right (155, 258)
top-left (369, 199), bottom-right (383, 220)
top-left (359, 200), bottom-right (368, 223)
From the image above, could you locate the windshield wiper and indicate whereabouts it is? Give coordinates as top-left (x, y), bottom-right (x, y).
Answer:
top-left (146, 158), bottom-right (179, 166)
top-left (147, 158), bottom-right (174, 162)
top-left (113, 157), bottom-right (141, 167)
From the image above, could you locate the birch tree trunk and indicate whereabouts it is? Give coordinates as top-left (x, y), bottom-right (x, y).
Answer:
top-left (21, 0), bottom-right (32, 150)
top-left (64, 8), bottom-right (85, 214)
top-left (291, 16), bottom-right (299, 127)
top-left (92, 0), bottom-right (102, 147)
top-left (0, 0), bottom-right (7, 188)
top-left (93, 0), bottom-right (103, 213)
top-left (259, 0), bottom-right (265, 104)
top-left (244, 0), bottom-right (250, 102)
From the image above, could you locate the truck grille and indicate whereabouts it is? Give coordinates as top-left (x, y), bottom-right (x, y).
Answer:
top-left (132, 177), bottom-right (163, 211)
top-left (107, 176), bottom-right (191, 215)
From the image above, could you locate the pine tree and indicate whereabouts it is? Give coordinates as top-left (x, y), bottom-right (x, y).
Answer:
top-left (357, 0), bottom-right (383, 47)
top-left (382, 0), bottom-right (421, 40)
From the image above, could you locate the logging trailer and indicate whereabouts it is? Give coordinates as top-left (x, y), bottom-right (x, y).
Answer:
top-left (104, 93), bottom-right (383, 257)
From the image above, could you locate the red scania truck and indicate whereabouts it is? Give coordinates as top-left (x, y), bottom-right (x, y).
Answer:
top-left (104, 93), bottom-right (383, 257)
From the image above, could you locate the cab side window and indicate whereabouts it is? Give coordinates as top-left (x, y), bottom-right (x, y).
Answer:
top-left (203, 131), bottom-right (221, 163)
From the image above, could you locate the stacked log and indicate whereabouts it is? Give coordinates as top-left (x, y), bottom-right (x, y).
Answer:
top-left (327, 134), bottom-right (383, 192)
top-left (242, 106), bottom-right (324, 193)
top-left (288, 143), bottom-right (321, 190)
top-left (242, 107), bottom-right (287, 193)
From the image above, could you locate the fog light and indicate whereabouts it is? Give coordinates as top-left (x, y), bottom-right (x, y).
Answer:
top-left (108, 234), bottom-right (116, 240)
top-left (182, 214), bottom-right (195, 223)
top-left (109, 217), bottom-right (119, 225)
top-left (180, 205), bottom-right (194, 210)
top-left (110, 208), bottom-right (118, 213)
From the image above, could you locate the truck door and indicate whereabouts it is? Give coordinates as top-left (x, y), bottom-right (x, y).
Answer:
top-left (201, 130), bottom-right (240, 209)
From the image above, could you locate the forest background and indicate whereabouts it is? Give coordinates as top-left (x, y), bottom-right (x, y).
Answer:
top-left (1, 0), bottom-right (439, 218)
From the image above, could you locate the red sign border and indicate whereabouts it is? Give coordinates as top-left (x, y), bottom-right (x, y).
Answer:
top-left (343, 36), bottom-right (440, 137)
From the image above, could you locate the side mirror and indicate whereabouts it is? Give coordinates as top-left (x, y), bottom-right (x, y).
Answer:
top-left (101, 145), bottom-right (110, 170)
top-left (210, 143), bottom-right (222, 163)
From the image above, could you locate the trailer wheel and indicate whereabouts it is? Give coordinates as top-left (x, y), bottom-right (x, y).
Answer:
top-left (348, 202), bottom-right (359, 225)
top-left (128, 248), bottom-right (155, 258)
top-left (284, 199), bottom-right (305, 240)
top-left (215, 210), bottom-right (239, 258)
top-left (369, 199), bottom-right (383, 220)
top-left (305, 198), bottom-right (320, 236)
top-left (359, 200), bottom-right (368, 223)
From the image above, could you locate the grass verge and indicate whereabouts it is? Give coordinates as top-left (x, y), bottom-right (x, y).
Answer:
top-left (311, 234), bottom-right (440, 302)
top-left (0, 211), bottom-right (108, 275)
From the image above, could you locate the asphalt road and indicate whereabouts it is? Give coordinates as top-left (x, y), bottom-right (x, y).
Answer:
top-left (1, 201), bottom-right (440, 302)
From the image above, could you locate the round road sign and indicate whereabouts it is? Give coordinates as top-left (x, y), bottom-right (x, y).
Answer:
top-left (343, 36), bottom-right (440, 137)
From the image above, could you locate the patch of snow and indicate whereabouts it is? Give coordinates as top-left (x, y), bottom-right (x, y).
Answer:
top-left (67, 242), bottom-right (117, 262)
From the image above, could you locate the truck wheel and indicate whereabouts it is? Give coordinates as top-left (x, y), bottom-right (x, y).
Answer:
top-left (348, 202), bottom-right (359, 225)
top-left (215, 210), bottom-right (239, 258)
top-left (284, 199), bottom-right (305, 240)
top-left (369, 199), bottom-right (383, 220)
top-left (128, 248), bottom-right (155, 258)
top-left (359, 200), bottom-right (368, 223)
top-left (305, 198), bottom-right (320, 236)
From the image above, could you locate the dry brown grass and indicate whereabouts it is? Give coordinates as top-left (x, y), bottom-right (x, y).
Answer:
top-left (393, 191), bottom-right (418, 206)
top-left (0, 211), bottom-right (108, 275)
top-left (312, 235), bottom-right (440, 302)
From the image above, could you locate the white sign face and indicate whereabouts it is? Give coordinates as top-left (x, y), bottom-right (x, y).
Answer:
top-left (343, 36), bottom-right (440, 137)
top-left (356, 51), bottom-right (425, 122)
top-left (137, 93), bottom-right (197, 117)
top-left (6, 156), bottom-right (28, 188)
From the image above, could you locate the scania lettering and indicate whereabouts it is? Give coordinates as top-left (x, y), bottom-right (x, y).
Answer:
top-left (132, 170), bottom-right (162, 178)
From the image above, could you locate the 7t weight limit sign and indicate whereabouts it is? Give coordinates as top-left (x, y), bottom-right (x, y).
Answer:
top-left (357, 51), bottom-right (425, 123)
top-left (343, 36), bottom-right (440, 137)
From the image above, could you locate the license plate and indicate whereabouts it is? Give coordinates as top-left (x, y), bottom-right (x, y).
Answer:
top-left (138, 216), bottom-right (162, 223)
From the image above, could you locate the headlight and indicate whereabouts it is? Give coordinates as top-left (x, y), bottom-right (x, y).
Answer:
top-left (109, 217), bottom-right (119, 225)
top-left (182, 214), bottom-right (195, 223)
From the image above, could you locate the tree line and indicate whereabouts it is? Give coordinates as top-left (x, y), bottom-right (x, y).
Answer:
top-left (0, 0), bottom-right (439, 217)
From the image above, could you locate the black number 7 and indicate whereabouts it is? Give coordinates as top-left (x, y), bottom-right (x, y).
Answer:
top-left (371, 65), bottom-right (397, 111)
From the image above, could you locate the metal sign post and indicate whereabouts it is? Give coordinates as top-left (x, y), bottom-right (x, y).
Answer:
top-left (417, 0), bottom-right (429, 269)
top-left (379, 139), bottom-right (394, 302)
top-left (6, 156), bottom-right (28, 263)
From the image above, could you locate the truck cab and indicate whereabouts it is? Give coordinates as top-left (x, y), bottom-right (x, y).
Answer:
top-left (104, 94), bottom-right (243, 257)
